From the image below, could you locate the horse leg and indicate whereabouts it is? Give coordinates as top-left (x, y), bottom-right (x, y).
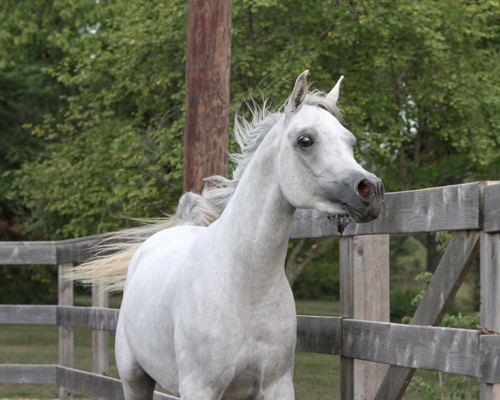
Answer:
top-left (177, 368), bottom-right (230, 400)
top-left (263, 371), bottom-right (295, 400)
top-left (178, 378), bottom-right (226, 400)
top-left (115, 324), bottom-right (156, 400)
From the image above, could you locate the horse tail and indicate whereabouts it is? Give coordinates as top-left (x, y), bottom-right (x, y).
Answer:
top-left (70, 192), bottom-right (219, 292)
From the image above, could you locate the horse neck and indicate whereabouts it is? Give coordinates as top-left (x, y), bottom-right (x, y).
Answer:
top-left (211, 126), bottom-right (295, 287)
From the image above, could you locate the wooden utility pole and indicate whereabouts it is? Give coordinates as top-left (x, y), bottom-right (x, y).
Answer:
top-left (184, 0), bottom-right (232, 193)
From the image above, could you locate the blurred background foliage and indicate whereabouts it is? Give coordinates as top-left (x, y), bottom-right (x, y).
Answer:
top-left (1, 0), bottom-right (499, 307)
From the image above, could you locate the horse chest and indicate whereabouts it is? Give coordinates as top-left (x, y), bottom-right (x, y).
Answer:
top-left (175, 280), bottom-right (296, 352)
top-left (176, 326), bottom-right (295, 399)
top-left (183, 269), bottom-right (295, 341)
top-left (173, 277), bottom-right (297, 395)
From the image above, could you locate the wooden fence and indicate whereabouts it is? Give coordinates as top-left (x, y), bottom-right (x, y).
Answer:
top-left (1, 181), bottom-right (500, 399)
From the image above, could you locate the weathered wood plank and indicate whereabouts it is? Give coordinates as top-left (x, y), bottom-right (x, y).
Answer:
top-left (0, 305), bottom-right (57, 325)
top-left (291, 182), bottom-right (481, 238)
top-left (56, 234), bottom-right (108, 264)
top-left (57, 306), bottom-right (119, 331)
top-left (0, 364), bottom-right (57, 384)
top-left (296, 315), bottom-right (342, 354)
top-left (375, 367), bottom-right (415, 400)
top-left (480, 233), bottom-right (500, 329)
top-left (57, 366), bottom-right (124, 400)
top-left (343, 320), bottom-right (480, 377)
top-left (0, 305), bottom-right (120, 330)
top-left (479, 335), bottom-right (500, 384)
top-left (412, 231), bottom-right (480, 325)
top-left (3, 320), bottom-right (500, 389)
top-left (0, 183), bottom-right (485, 264)
top-left (484, 183), bottom-right (500, 233)
top-left (0, 241), bottom-right (57, 264)
top-left (354, 235), bottom-right (390, 400)
top-left (339, 235), bottom-right (390, 400)
top-left (290, 211), bottom-right (340, 239)
top-left (92, 283), bottom-right (109, 400)
top-left (59, 263), bottom-right (74, 400)
top-left (56, 366), bottom-right (179, 400)
top-left (339, 236), bottom-right (354, 399)
top-left (339, 237), bottom-right (354, 319)
top-left (480, 232), bottom-right (500, 398)
top-left (345, 182), bottom-right (481, 235)
top-left (375, 230), bottom-right (481, 399)
top-left (0, 234), bottom-right (108, 265)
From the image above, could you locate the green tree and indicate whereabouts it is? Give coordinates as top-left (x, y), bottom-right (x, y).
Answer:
top-left (231, 0), bottom-right (500, 284)
top-left (322, 0), bottom-right (500, 191)
top-left (12, 0), bottom-right (188, 239)
top-left (6, 0), bottom-right (500, 242)
top-left (0, 1), bottom-right (98, 303)
top-left (0, 0), bottom-right (93, 239)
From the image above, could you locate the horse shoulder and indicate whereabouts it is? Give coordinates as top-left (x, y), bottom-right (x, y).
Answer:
top-left (127, 225), bottom-right (204, 274)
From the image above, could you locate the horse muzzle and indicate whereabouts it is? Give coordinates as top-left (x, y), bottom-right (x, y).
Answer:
top-left (329, 172), bottom-right (384, 223)
top-left (347, 177), bottom-right (384, 223)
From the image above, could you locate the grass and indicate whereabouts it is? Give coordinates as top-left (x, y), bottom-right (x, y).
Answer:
top-left (0, 325), bottom-right (119, 398)
top-left (295, 299), bottom-right (340, 317)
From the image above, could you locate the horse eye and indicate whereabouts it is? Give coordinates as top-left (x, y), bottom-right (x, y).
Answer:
top-left (297, 134), bottom-right (314, 148)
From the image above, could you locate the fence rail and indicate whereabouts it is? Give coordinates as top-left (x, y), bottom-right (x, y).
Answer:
top-left (0, 182), bottom-right (492, 264)
top-left (1, 364), bottom-right (177, 400)
top-left (2, 181), bottom-right (500, 399)
top-left (290, 181), bottom-right (485, 238)
top-left (3, 305), bottom-right (500, 392)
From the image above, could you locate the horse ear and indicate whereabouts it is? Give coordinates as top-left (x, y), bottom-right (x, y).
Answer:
top-left (285, 70), bottom-right (309, 115)
top-left (324, 75), bottom-right (344, 108)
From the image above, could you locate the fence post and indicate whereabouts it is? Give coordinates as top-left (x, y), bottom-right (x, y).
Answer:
top-left (480, 232), bottom-right (500, 399)
top-left (92, 281), bottom-right (109, 400)
top-left (58, 263), bottom-right (74, 400)
top-left (340, 235), bottom-right (390, 399)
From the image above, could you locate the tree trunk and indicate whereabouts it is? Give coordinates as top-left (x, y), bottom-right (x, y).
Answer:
top-left (426, 232), bottom-right (441, 273)
top-left (285, 237), bottom-right (336, 287)
top-left (184, 0), bottom-right (232, 193)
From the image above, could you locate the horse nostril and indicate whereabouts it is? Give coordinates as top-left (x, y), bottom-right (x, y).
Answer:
top-left (357, 180), bottom-right (372, 200)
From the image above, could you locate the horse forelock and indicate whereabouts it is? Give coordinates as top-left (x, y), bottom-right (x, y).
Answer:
top-left (303, 90), bottom-right (344, 122)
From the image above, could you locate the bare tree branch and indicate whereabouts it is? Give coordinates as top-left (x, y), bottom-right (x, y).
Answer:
top-left (285, 237), bottom-right (337, 286)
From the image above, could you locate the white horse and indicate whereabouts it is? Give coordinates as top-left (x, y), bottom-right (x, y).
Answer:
top-left (75, 71), bottom-right (384, 399)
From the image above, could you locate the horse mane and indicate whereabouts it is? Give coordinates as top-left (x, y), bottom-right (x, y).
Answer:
top-left (202, 101), bottom-right (281, 214)
top-left (204, 90), bottom-right (342, 212)
top-left (71, 91), bottom-right (342, 292)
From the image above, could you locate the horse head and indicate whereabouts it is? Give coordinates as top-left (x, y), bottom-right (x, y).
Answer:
top-left (277, 70), bottom-right (384, 223)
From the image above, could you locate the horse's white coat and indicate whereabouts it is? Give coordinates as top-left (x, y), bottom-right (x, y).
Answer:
top-left (115, 71), bottom-right (384, 399)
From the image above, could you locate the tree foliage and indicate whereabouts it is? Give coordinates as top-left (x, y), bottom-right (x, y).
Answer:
top-left (2, 0), bottom-right (500, 241)
top-left (9, 0), bottom-right (188, 238)
top-left (334, 0), bottom-right (500, 190)
top-left (0, 0), bottom-right (86, 238)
